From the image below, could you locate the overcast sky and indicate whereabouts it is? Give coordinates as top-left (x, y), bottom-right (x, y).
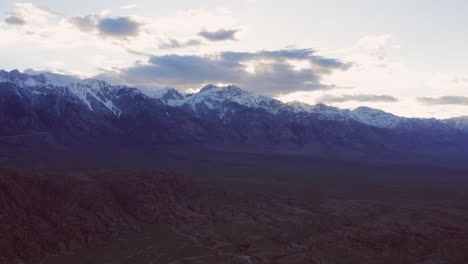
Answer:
top-left (1, 0), bottom-right (467, 118)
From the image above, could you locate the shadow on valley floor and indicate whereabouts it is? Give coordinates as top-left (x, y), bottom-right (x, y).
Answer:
top-left (1, 148), bottom-right (468, 264)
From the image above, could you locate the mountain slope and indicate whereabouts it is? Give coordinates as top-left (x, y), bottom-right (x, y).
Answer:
top-left (444, 116), bottom-right (468, 132)
top-left (0, 70), bottom-right (229, 146)
top-left (148, 84), bottom-right (288, 124)
top-left (1, 69), bottom-right (468, 165)
top-left (349, 106), bottom-right (403, 128)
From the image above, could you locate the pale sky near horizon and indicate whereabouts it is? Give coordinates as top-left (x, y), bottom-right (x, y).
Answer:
top-left (1, 0), bottom-right (468, 118)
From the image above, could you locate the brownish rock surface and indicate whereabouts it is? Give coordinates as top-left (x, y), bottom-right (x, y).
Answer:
top-left (0, 168), bottom-right (193, 264)
top-left (1, 163), bottom-right (468, 264)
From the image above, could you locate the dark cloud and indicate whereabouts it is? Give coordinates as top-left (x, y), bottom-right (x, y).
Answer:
top-left (69, 15), bottom-right (141, 38)
top-left (220, 49), bottom-right (351, 75)
top-left (158, 39), bottom-right (202, 49)
top-left (97, 17), bottom-right (141, 37)
top-left (95, 49), bottom-right (350, 96)
top-left (317, 94), bottom-right (398, 104)
top-left (68, 14), bottom-right (100, 32)
top-left (418, 96), bottom-right (468, 106)
top-left (198, 29), bottom-right (238, 41)
top-left (4, 14), bottom-right (26, 25)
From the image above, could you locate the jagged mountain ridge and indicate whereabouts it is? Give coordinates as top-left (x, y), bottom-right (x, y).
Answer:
top-left (0, 69), bottom-right (215, 146)
top-left (1, 69), bottom-right (468, 164)
top-left (0, 69), bottom-right (126, 115)
top-left (146, 82), bottom-right (466, 131)
top-left (1, 69), bottom-right (465, 131)
top-left (444, 116), bottom-right (468, 132)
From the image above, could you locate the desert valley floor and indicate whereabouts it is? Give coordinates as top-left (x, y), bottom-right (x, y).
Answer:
top-left (2, 150), bottom-right (467, 264)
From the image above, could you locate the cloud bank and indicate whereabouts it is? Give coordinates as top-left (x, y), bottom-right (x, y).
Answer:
top-left (69, 15), bottom-right (141, 38)
top-left (2, 3), bottom-right (56, 27)
top-left (317, 94), bottom-right (398, 104)
top-left (158, 39), bottom-right (202, 49)
top-left (68, 14), bottom-right (100, 32)
top-left (418, 96), bottom-right (468, 106)
top-left (96, 49), bottom-right (350, 96)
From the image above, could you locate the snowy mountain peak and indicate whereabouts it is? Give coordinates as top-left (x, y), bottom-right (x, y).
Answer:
top-left (190, 84), bottom-right (276, 110)
top-left (286, 101), bottom-right (315, 113)
top-left (23, 69), bottom-right (113, 92)
top-left (350, 106), bottom-right (403, 128)
top-left (199, 84), bottom-right (220, 93)
top-left (287, 101), bottom-right (343, 113)
top-left (198, 84), bottom-right (244, 96)
top-left (142, 87), bottom-right (184, 104)
top-left (0, 69), bottom-right (127, 116)
top-left (144, 84), bottom-right (286, 121)
top-left (287, 101), bottom-right (351, 120)
top-left (138, 84), bottom-right (467, 131)
top-left (2, 69), bottom-right (468, 133)
top-left (1, 69), bottom-right (44, 85)
top-left (444, 116), bottom-right (468, 132)
top-left (353, 106), bottom-right (388, 115)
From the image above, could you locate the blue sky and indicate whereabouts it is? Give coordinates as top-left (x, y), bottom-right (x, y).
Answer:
top-left (1, 0), bottom-right (468, 118)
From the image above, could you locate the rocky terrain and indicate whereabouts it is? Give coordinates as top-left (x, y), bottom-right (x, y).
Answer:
top-left (0, 168), bottom-right (194, 264)
top-left (1, 152), bottom-right (468, 264)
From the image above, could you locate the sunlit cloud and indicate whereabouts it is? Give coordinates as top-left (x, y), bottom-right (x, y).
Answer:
top-left (279, 34), bottom-right (468, 118)
top-left (120, 4), bottom-right (137, 9)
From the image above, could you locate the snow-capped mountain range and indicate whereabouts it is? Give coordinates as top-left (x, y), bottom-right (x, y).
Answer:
top-left (0, 69), bottom-right (129, 116)
top-left (0, 69), bottom-right (466, 132)
top-left (144, 82), bottom-right (466, 131)
top-left (2, 68), bottom-right (468, 167)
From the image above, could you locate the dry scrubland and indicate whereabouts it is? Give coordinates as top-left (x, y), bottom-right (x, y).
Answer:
top-left (1, 152), bottom-right (468, 264)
